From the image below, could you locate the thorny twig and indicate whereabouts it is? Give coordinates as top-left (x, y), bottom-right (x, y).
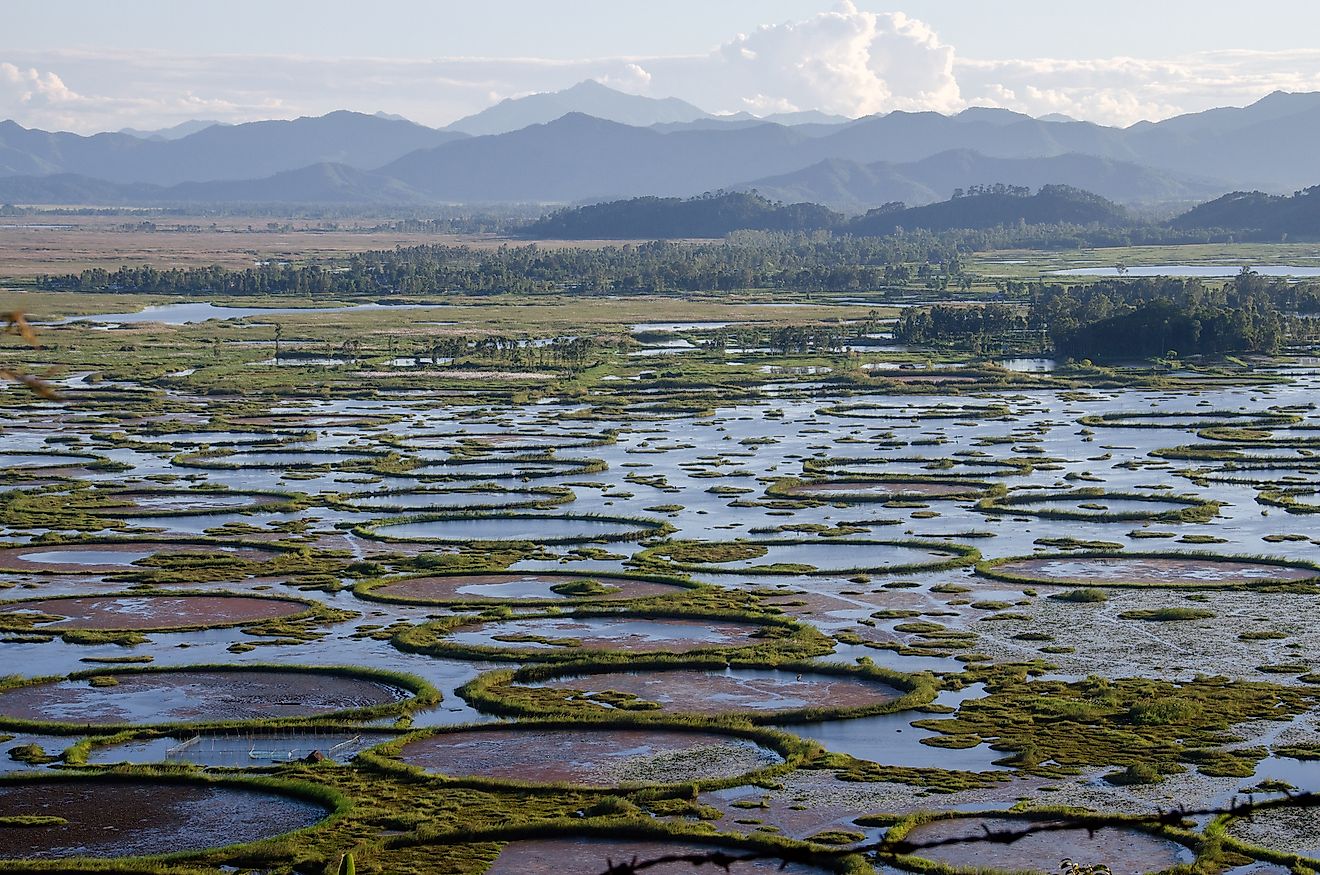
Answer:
top-left (1, 310), bottom-right (59, 399)
top-left (597, 790), bottom-right (1320, 873)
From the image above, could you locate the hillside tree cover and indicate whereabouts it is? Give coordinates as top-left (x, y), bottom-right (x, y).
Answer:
top-left (895, 271), bottom-right (1311, 359)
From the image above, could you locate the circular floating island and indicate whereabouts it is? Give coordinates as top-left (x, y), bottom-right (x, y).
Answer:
top-left (485, 837), bottom-right (830, 874)
top-left (1225, 803), bottom-right (1320, 859)
top-left (344, 486), bottom-right (570, 513)
top-left (0, 593), bottom-right (314, 632)
top-left (86, 729), bottom-right (393, 768)
top-left (1087, 409), bottom-right (1293, 430)
top-left (396, 611), bottom-right (813, 662)
top-left (0, 665), bottom-right (431, 730)
top-left (0, 775), bottom-right (333, 861)
top-left (76, 488), bottom-right (296, 517)
top-left (359, 512), bottom-right (670, 544)
top-left (414, 455), bottom-right (604, 480)
top-left (1257, 484), bottom-right (1320, 514)
top-left (222, 412), bottom-right (395, 429)
top-left (0, 541), bottom-right (281, 573)
top-left (176, 448), bottom-right (388, 470)
top-left (0, 451), bottom-right (105, 471)
top-left (807, 455), bottom-right (1034, 478)
top-left (471, 662), bottom-right (922, 721)
top-left (383, 724), bottom-right (784, 788)
top-left (818, 402), bottom-right (1013, 420)
top-left (357, 571), bottom-right (694, 605)
top-left (133, 428), bottom-right (290, 447)
top-left (639, 538), bottom-right (978, 576)
top-left (979, 552), bottom-right (1320, 589)
top-left (1155, 444), bottom-right (1320, 465)
top-left (1182, 466), bottom-right (1320, 486)
top-left (892, 814), bottom-right (1192, 873)
top-left (1079, 410), bottom-right (1296, 430)
top-left (1198, 425), bottom-right (1320, 445)
top-left (769, 477), bottom-right (986, 502)
top-left (403, 431), bottom-right (612, 452)
top-left (976, 489), bottom-right (1220, 522)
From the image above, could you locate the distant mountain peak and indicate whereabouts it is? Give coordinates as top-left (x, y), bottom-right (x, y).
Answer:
top-left (954, 106), bottom-right (1035, 125)
top-left (444, 81), bottom-right (710, 136)
top-left (119, 119), bottom-right (228, 140)
top-left (564, 79), bottom-right (615, 93)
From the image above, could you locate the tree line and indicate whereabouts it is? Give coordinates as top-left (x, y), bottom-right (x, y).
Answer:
top-left (895, 271), bottom-right (1315, 359)
top-left (37, 234), bottom-right (973, 297)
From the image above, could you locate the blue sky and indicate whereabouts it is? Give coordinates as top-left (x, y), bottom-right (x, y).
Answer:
top-left (10, 1), bottom-right (1320, 60)
top-left (5, 1), bottom-right (1320, 132)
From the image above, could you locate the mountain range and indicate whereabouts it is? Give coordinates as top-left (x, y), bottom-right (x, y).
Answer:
top-left (1, 83), bottom-right (1318, 210)
top-left (444, 79), bottom-right (709, 135)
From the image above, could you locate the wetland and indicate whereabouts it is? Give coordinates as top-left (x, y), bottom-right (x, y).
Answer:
top-left (3, 248), bottom-right (1320, 875)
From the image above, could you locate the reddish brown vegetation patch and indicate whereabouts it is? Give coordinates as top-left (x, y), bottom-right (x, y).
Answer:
top-left (0, 542), bottom-right (278, 573)
top-left (450, 616), bottom-right (769, 654)
top-left (374, 573), bottom-right (683, 603)
top-left (0, 669), bottom-right (409, 725)
top-left (0, 594), bottom-right (307, 630)
top-left (487, 837), bottom-right (827, 874)
top-left (530, 668), bottom-right (900, 715)
top-left (95, 490), bottom-right (280, 514)
top-left (901, 817), bottom-right (1188, 872)
top-left (0, 779), bottom-right (326, 859)
top-left (786, 480), bottom-right (973, 499)
top-left (398, 727), bottom-right (780, 785)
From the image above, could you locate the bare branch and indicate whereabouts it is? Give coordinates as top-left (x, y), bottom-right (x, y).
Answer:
top-left (595, 791), bottom-right (1320, 874)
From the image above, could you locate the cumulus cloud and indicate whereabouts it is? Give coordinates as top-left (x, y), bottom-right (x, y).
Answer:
top-left (0, 62), bottom-right (79, 110)
top-left (0, 56), bottom-right (259, 132)
top-left (958, 52), bottom-right (1320, 126)
top-left (4, 5), bottom-right (1320, 133)
top-left (597, 63), bottom-right (652, 94)
top-left (637, 2), bottom-right (961, 116)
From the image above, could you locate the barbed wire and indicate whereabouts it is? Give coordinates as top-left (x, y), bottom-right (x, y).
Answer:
top-left (2, 310), bottom-right (59, 399)
top-left (597, 790), bottom-right (1320, 874)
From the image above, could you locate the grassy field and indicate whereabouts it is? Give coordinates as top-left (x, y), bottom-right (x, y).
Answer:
top-left (0, 215), bottom-right (717, 282)
top-left (968, 242), bottom-right (1320, 280)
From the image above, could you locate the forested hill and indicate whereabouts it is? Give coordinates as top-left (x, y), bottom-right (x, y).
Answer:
top-left (524, 192), bottom-right (843, 239)
top-left (1170, 186), bottom-right (1320, 238)
top-left (851, 185), bottom-right (1128, 234)
top-left (893, 272), bottom-right (1314, 361)
top-left (525, 185), bottom-right (1130, 239)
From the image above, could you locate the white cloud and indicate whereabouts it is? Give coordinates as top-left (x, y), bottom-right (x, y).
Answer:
top-left (958, 52), bottom-right (1320, 126)
top-left (640, 2), bottom-right (961, 116)
top-left (3, 6), bottom-right (1320, 133)
top-left (0, 57), bottom-right (261, 132)
top-left (0, 62), bottom-right (79, 109)
top-left (597, 63), bottom-right (652, 94)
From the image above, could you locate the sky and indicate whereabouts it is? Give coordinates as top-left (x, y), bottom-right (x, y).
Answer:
top-left (5, 0), bottom-right (1320, 133)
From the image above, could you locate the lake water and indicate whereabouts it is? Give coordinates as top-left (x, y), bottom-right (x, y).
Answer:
top-left (54, 302), bottom-right (443, 325)
top-left (785, 685), bottom-right (1007, 771)
top-left (1054, 265), bottom-right (1320, 278)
